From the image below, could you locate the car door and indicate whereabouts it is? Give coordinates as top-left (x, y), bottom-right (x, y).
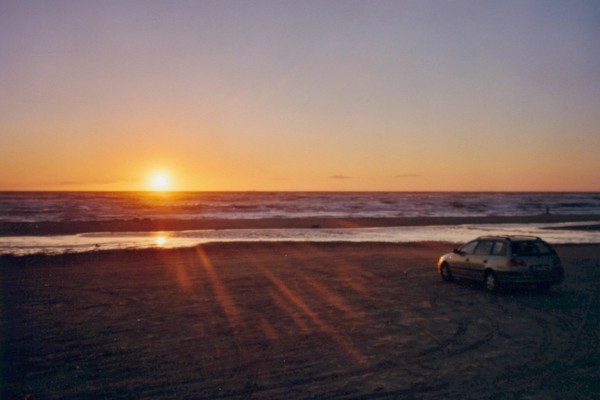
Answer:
top-left (467, 240), bottom-right (495, 279)
top-left (450, 240), bottom-right (479, 278)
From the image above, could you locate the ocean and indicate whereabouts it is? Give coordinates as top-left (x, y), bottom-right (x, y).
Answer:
top-left (1, 191), bottom-right (600, 255)
top-left (3, 191), bottom-right (600, 222)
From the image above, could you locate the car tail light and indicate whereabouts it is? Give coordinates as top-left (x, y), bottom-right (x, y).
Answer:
top-left (508, 258), bottom-right (527, 267)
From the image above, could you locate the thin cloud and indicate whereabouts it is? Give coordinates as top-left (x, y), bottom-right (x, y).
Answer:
top-left (58, 178), bottom-right (140, 186)
top-left (329, 175), bottom-right (352, 179)
top-left (58, 180), bottom-right (85, 186)
top-left (92, 179), bottom-right (120, 184)
top-left (395, 174), bottom-right (420, 178)
top-left (96, 178), bottom-right (142, 184)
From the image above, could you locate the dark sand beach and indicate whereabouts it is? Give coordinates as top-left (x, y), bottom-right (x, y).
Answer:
top-left (1, 216), bottom-right (600, 399)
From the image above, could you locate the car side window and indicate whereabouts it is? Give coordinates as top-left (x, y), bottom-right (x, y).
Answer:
top-left (492, 241), bottom-right (506, 256)
top-left (474, 240), bottom-right (494, 255)
top-left (512, 242), bottom-right (537, 256)
top-left (460, 241), bottom-right (478, 255)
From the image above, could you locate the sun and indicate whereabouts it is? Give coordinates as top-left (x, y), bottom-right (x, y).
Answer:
top-left (149, 171), bottom-right (172, 192)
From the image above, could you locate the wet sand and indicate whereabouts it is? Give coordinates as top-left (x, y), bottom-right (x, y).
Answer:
top-left (2, 213), bottom-right (600, 236)
top-left (2, 241), bottom-right (599, 399)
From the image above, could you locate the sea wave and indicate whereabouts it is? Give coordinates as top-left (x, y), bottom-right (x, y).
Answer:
top-left (1, 192), bottom-right (600, 223)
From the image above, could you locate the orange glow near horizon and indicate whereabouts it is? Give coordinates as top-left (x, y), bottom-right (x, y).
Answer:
top-left (1, 3), bottom-right (599, 192)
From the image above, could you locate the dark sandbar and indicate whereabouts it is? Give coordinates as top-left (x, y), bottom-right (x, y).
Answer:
top-left (2, 214), bottom-right (600, 236)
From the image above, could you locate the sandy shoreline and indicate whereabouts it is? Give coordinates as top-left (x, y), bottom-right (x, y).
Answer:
top-left (2, 214), bottom-right (600, 236)
top-left (2, 242), bottom-right (599, 399)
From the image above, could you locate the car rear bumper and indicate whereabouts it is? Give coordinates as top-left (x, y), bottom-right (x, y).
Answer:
top-left (496, 267), bottom-right (564, 286)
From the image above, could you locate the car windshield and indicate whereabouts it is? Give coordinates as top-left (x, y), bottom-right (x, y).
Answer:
top-left (459, 241), bottom-right (478, 254)
top-left (511, 240), bottom-right (555, 256)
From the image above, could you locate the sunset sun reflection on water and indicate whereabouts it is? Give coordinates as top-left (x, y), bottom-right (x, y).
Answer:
top-left (154, 234), bottom-right (168, 247)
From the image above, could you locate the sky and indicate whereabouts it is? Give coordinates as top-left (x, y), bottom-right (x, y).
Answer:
top-left (1, 0), bottom-right (599, 191)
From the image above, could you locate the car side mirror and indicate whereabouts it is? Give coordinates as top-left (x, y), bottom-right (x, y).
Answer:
top-left (453, 248), bottom-right (463, 255)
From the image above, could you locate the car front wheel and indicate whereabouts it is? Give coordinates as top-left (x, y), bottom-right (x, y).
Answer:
top-left (440, 263), bottom-right (453, 282)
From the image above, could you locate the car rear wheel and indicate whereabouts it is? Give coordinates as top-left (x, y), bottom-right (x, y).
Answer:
top-left (440, 263), bottom-right (453, 282)
top-left (485, 271), bottom-right (499, 292)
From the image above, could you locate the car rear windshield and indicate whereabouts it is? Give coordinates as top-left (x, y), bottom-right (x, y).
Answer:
top-left (511, 241), bottom-right (555, 256)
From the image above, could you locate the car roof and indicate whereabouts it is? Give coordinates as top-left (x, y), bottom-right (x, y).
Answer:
top-left (476, 235), bottom-right (542, 242)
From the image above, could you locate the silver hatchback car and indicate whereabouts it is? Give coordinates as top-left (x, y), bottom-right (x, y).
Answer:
top-left (437, 235), bottom-right (564, 291)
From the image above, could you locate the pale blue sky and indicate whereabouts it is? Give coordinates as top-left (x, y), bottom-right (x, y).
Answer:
top-left (1, 1), bottom-right (599, 190)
